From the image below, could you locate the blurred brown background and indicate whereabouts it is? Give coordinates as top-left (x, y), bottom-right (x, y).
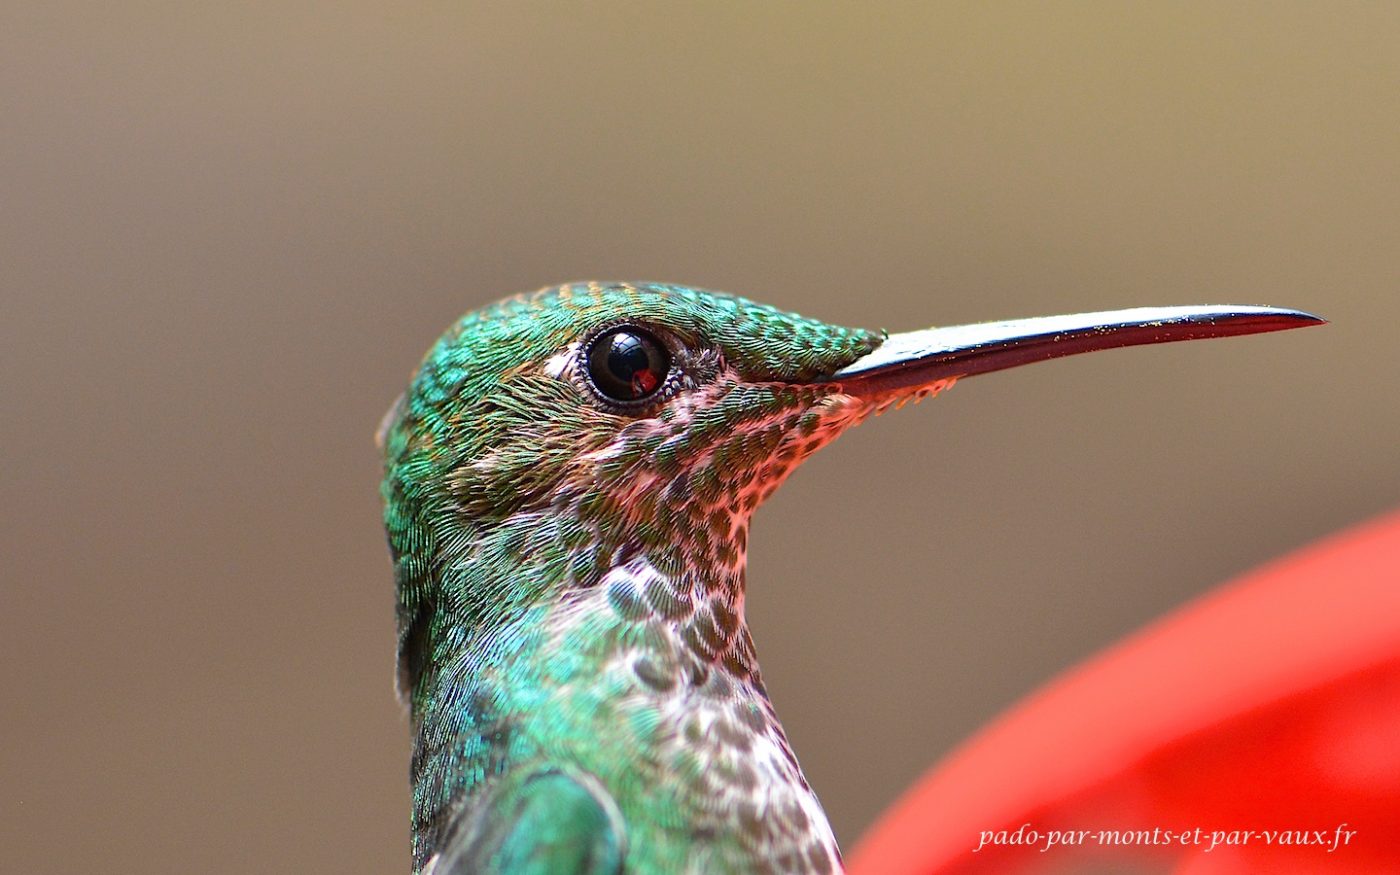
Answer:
top-left (3, 3), bottom-right (1397, 873)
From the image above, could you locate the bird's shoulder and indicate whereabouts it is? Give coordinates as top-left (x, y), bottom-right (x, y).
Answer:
top-left (428, 767), bottom-right (625, 875)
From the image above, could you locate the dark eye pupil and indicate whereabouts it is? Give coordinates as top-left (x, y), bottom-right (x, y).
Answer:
top-left (587, 327), bottom-right (670, 403)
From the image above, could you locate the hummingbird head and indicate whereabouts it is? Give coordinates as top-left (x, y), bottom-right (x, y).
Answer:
top-left (379, 283), bottom-right (893, 701)
top-left (380, 281), bottom-right (1319, 706)
top-left (382, 282), bottom-right (886, 528)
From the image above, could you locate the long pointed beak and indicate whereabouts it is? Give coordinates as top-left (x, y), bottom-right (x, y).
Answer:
top-left (833, 305), bottom-right (1324, 396)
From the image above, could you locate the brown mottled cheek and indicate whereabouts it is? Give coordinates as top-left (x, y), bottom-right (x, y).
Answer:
top-left (589, 393), bottom-right (866, 553)
top-left (449, 427), bottom-right (617, 520)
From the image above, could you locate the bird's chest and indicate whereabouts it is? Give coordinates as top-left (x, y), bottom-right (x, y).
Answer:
top-left (438, 571), bottom-right (843, 872)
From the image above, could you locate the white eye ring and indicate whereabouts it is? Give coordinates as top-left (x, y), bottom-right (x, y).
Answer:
top-left (543, 343), bottom-right (578, 380)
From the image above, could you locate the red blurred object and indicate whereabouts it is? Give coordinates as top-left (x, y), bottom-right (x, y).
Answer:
top-left (849, 510), bottom-right (1400, 875)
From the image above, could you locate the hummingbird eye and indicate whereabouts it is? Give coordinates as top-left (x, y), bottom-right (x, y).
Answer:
top-left (584, 326), bottom-right (672, 406)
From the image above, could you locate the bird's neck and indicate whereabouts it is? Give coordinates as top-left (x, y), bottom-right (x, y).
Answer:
top-left (403, 513), bottom-right (846, 873)
top-left (403, 511), bottom-right (765, 832)
top-left (404, 503), bottom-right (759, 724)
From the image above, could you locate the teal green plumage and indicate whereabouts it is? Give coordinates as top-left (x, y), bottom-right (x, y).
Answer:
top-left (380, 283), bottom-right (885, 874)
top-left (433, 770), bottom-right (624, 874)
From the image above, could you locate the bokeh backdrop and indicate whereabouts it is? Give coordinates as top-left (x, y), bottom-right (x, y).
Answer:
top-left (4, 3), bottom-right (1398, 873)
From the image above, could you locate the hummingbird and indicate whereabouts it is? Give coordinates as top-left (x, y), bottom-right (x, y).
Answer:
top-left (378, 282), bottom-right (1320, 875)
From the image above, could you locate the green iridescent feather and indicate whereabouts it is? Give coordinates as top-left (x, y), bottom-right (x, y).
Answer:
top-left (381, 282), bottom-right (885, 874)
